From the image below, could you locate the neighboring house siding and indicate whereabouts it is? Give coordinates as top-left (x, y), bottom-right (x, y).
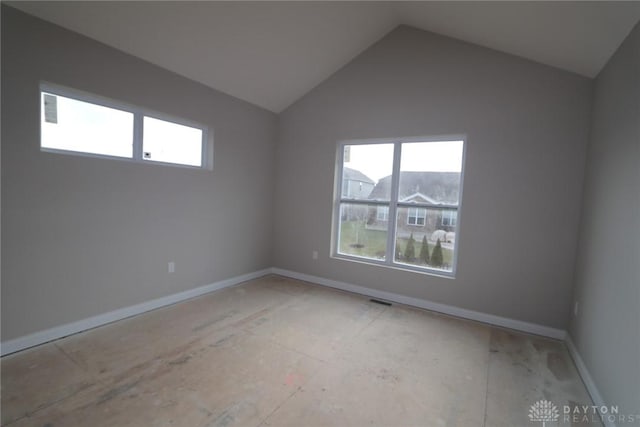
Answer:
top-left (368, 171), bottom-right (460, 204)
top-left (341, 167), bottom-right (376, 220)
top-left (366, 173), bottom-right (459, 243)
top-left (343, 179), bottom-right (374, 199)
top-left (342, 167), bottom-right (375, 199)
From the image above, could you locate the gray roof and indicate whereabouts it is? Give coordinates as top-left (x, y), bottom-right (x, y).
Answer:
top-left (343, 167), bottom-right (375, 184)
top-left (368, 171), bottom-right (460, 205)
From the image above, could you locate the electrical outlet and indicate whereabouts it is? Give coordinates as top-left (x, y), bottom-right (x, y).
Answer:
top-left (168, 261), bottom-right (175, 273)
top-left (574, 301), bottom-right (579, 317)
top-left (312, 250), bottom-right (318, 260)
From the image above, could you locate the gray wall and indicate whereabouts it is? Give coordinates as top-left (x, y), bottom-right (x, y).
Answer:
top-left (274, 25), bottom-right (592, 329)
top-left (569, 22), bottom-right (640, 414)
top-left (1, 6), bottom-right (277, 341)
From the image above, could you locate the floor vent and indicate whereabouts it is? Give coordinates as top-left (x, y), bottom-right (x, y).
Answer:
top-left (369, 299), bottom-right (392, 306)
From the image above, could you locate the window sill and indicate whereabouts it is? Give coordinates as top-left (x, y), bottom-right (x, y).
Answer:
top-left (41, 147), bottom-right (212, 171)
top-left (331, 253), bottom-right (456, 279)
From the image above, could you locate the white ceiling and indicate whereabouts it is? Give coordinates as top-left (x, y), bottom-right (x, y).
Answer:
top-left (9, 1), bottom-right (640, 113)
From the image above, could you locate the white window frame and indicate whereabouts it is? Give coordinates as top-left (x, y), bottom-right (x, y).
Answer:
top-left (331, 135), bottom-right (467, 277)
top-left (441, 210), bottom-right (457, 227)
top-left (376, 206), bottom-right (389, 221)
top-left (39, 81), bottom-right (213, 170)
top-left (407, 207), bottom-right (426, 226)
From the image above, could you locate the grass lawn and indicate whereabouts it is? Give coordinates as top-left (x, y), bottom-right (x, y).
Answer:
top-left (339, 220), bottom-right (387, 259)
top-left (339, 220), bottom-right (453, 268)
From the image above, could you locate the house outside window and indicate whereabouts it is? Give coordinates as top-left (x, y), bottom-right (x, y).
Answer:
top-left (377, 206), bottom-right (389, 221)
top-left (441, 210), bottom-right (457, 227)
top-left (333, 137), bottom-right (465, 275)
top-left (407, 207), bottom-right (426, 226)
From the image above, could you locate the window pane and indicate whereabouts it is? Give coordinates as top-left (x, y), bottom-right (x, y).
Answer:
top-left (441, 209), bottom-right (457, 227)
top-left (407, 207), bottom-right (426, 226)
top-left (338, 203), bottom-right (388, 261)
top-left (394, 207), bottom-right (457, 272)
top-left (342, 144), bottom-right (393, 201)
top-left (143, 116), bottom-right (203, 167)
top-left (376, 206), bottom-right (389, 221)
top-left (398, 141), bottom-right (463, 205)
top-left (41, 92), bottom-right (134, 158)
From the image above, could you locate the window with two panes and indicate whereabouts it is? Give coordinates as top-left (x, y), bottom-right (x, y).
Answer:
top-left (334, 139), bottom-right (464, 274)
top-left (40, 83), bottom-right (208, 168)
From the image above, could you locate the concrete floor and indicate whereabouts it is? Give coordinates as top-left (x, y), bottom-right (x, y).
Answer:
top-left (2, 275), bottom-right (596, 427)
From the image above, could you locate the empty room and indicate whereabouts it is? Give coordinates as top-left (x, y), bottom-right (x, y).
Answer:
top-left (1, 1), bottom-right (639, 426)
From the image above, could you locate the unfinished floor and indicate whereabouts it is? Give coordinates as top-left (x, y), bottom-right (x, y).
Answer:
top-left (2, 275), bottom-right (595, 427)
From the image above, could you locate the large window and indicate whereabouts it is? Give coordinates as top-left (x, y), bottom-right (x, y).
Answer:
top-left (40, 83), bottom-right (210, 168)
top-left (333, 137), bottom-right (465, 275)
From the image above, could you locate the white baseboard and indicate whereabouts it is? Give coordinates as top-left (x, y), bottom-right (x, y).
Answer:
top-left (271, 267), bottom-right (567, 340)
top-left (274, 266), bottom-right (612, 425)
top-left (4, 266), bottom-right (610, 426)
top-left (5, 264), bottom-right (606, 423)
top-left (0, 268), bottom-right (272, 356)
top-left (0, 266), bottom-right (567, 356)
top-left (565, 335), bottom-right (616, 427)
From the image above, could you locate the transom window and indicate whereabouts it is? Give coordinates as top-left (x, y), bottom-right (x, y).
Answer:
top-left (40, 82), bottom-right (210, 169)
top-left (333, 137), bottom-right (465, 275)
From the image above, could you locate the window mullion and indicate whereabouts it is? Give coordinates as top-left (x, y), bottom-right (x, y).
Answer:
top-left (386, 142), bottom-right (402, 264)
top-left (39, 82), bottom-right (208, 169)
top-left (333, 144), bottom-right (346, 256)
top-left (132, 112), bottom-right (143, 161)
top-left (339, 199), bottom-right (388, 206)
top-left (397, 202), bottom-right (458, 210)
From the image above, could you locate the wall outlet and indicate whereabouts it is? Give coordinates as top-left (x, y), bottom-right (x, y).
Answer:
top-left (312, 250), bottom-right (318, 260)
top-left (168, 261), bottom-right (175, 273)
top-left (574, 301), bottom-right (579, 317)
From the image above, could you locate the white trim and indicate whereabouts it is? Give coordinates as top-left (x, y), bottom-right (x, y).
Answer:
top-left (406, 206), bottom-right (427, 226)
top-left (2, 267), bottom-right (567, 356)
top-left (271, 268), bottom-right (566, 340)
top-left (4, 264), bottom-right (610, 417)
top-left (565, 335), bottom-right (616, 427)
top-left (39, 81), bottom-right (212, 170)
top-left (0, 269), bottom-right (271, 356)
top-left (400, 192), bottom-right (437, 204)
top-left (332, 136), bottom-right (466, 278)
top-left (376, 205), bottom-right (389, 221)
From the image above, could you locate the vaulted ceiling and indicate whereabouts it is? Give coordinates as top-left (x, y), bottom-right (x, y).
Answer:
top-left (9, 1), bottom-right (640, 112)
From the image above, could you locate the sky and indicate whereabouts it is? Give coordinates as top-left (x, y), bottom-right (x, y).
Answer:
top-left (41, 92), bottom-right (203, 166)
top-left (42, 92), bottom-right (134, 157)
top-left (344, 140), bottom-right (464, 182)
